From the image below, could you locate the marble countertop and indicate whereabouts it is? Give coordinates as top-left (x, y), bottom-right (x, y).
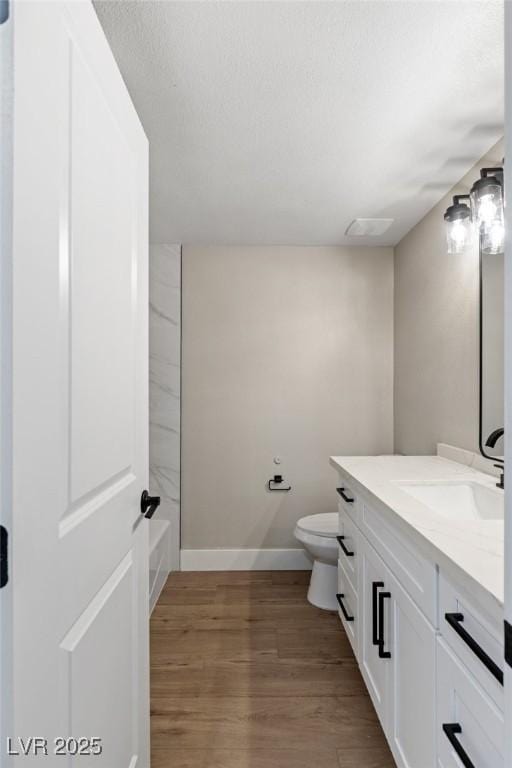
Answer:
top-left (329, 453), bottom-right (504, 610)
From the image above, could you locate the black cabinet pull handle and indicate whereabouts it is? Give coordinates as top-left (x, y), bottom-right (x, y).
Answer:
top-left (372, 581), bottom-right (384, 646)
top-left (378, 590), bottom-right (391, 658)
top-left (336, 593), bottom-right (354, 622)
top-left (445, 613), bottom-right (503, 685)
top-left (336, 535), bottom-right (354, 557)
top-left (0, 526), bottom-right (8, 589)
top-left (336, 487), bottom-right (354, 504)
top-left (140, 490), bottom-right (161, 520)
top-left (442, 724), bottom-right (476, 768)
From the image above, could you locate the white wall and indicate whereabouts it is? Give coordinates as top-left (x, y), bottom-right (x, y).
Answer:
top-left (482, 251), bottom-right (504, 447)
top-left (181, 245), bottom-right (394, 555)
top-left (394, 140), bottom-right (504, 455)
top-left (149, 244), bottom-right (181, 570)
top-left (158, 143), bottom-right (505, 566)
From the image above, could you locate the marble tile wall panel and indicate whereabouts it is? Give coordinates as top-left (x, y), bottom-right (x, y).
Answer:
top-left (149, 243), bottom-right (181, 570)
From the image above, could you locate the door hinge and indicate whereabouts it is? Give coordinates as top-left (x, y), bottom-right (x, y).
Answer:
top-left (505, 620), bottom-right (512, 669)
top-left (0, 526), bottom-right (8, 588)
top-left (0, 2), bottom-right (9, 24)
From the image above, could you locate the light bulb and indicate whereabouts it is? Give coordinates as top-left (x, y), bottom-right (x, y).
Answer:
top-left (482, 219), bottom-right (505, 255)
top-left (477, 193), bottom-right (497, 225)
top-left (446, 217), bottom-right (472, 255)
top-left (452, 221), bottom-right (466, 246)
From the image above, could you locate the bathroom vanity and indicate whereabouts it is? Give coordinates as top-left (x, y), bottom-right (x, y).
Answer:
top-left (331, 446), bottom-right (504, 768)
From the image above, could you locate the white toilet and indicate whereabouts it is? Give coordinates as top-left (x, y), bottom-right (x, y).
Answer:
top-left (294, 512), bottom-right (339, 610)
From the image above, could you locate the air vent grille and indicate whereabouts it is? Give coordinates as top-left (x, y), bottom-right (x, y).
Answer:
top-left (345, 218), bottom-right (394, 237)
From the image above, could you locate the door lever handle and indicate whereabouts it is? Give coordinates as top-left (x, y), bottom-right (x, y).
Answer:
top-left (140, 490), bottom-right (160, 520)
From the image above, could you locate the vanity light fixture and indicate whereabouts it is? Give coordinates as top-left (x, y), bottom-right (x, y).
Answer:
top-left (470, 167), bottom-right (504, 229)
top-left (444, 195), bottom-right (472, 255)
top-left (443, 164), bottom-right (505, 255)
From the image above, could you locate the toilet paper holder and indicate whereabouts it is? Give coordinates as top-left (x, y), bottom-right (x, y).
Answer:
top-left (268, 475), bottom-right (291, 492)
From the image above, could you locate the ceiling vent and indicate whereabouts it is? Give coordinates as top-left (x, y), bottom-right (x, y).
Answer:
top-left (345, 218), bottom-right (394, 237)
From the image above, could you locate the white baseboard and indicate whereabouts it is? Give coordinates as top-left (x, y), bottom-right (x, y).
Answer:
top-left (180, 548), bottom-right (312, 571)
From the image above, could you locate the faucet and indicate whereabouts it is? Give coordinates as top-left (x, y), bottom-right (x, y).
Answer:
top-left (485, 428), bottom-right (504, 489)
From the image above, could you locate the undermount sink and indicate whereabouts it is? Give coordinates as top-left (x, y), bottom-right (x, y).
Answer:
top-left (396, 480), bottom-right (504, 521)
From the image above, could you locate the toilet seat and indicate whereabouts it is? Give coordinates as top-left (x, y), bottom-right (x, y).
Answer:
top-left (295, 513), bottom-right (338, 538)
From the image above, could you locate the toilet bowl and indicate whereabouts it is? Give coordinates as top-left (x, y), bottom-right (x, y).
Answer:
top-left (294, 513), bottom-right (339, 611)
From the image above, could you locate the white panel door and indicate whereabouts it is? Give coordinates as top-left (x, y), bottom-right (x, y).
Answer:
top-left (0, 0), bottom-right (14, 755)
top-left (7, 2), bottom-right (149, 765)
top-left (505, 1), bottom-right (512, 759)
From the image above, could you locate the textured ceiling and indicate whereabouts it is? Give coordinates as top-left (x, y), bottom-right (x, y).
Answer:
top-left (94, 1), bottom-right (504, 246)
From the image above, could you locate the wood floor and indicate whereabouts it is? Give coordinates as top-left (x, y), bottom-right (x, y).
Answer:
top-left (150, 570), bottom-right (396, 768)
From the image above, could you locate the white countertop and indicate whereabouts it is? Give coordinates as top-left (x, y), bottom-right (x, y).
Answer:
top-left (330, 454), bottom-right (504, 610)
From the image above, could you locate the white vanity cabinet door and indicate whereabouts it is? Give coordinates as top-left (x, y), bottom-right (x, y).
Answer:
top-left (437, 638), bottom-right (504, 768)
top-left (360, 502), bottom-right (437, 625)
top-left (360, 535), bottom-right (392, 732)
top-left (388, 572), bottom-right (436, 768)
top-left (360, 535), bottom-right (437, 767)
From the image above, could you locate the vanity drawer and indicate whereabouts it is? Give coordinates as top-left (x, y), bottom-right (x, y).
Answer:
top-left (336, 477), bottom-right (358, 523)
top-left (439, 573), bottom-right (504, 708)
top-left (337, 505), bottom-right (358, 591)
top-left (437, 638), bottom-right (504, 768)
top-left (337, 560), bottom-right (359, 660)
top-left (360, 502), bottom-right (437, 625)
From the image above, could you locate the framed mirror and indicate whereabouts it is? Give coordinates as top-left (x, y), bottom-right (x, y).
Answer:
top-left (479, 238), bottom-right (504, 461)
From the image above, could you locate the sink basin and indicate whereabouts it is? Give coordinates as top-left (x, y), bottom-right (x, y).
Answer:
top-left (396, 480), bottom-right (503, 521)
